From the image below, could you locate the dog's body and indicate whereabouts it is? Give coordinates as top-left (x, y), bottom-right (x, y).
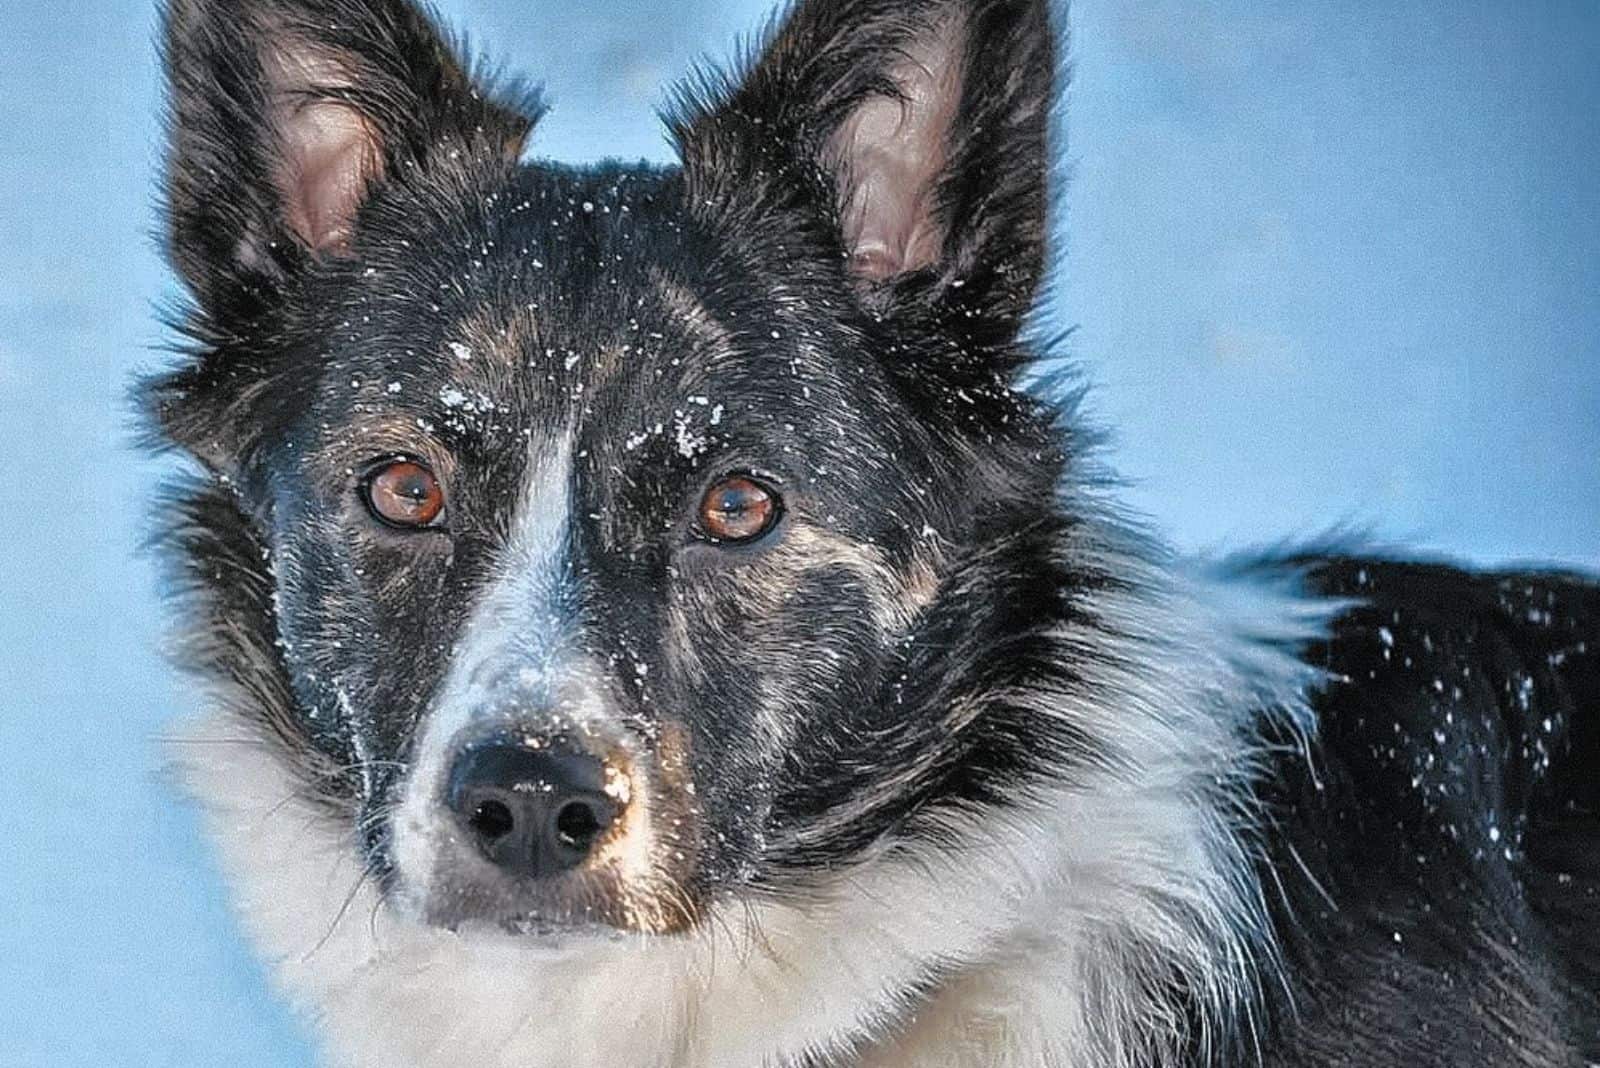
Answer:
top-left (146, 0), bottom-right (1600, 1065)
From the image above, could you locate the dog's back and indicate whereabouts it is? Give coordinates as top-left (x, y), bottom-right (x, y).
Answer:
top-left (1262, 560), bottom-right (1600, 1064)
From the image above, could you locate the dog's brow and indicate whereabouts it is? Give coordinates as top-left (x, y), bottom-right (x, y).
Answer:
top-left (455, 304), bottom-right (545, 372)
top-left (650, 270), bottom-right (734, 355)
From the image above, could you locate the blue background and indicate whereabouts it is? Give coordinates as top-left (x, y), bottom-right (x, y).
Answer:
top-left (0, 1), bottom-right (1595, 1064)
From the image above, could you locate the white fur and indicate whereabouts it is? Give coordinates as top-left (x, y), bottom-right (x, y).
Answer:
top-left (174, 500), bottom-right (1338, 1068)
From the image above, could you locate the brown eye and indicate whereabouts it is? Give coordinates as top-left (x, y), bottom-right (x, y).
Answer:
top-left (697, 476), bottom-right (780, 543)
top-left (363, 459), bottom-right (445, 529)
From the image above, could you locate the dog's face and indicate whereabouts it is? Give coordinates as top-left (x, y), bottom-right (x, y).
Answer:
top-left (154, 0), bottom-right (1070, 941)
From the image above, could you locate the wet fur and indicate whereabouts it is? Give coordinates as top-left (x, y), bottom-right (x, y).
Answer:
top-left (147, 0), bottom-right (1600, 1065)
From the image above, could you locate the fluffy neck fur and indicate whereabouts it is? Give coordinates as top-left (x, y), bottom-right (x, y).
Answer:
top-left (172, 491), bottom-right (1332, 1068)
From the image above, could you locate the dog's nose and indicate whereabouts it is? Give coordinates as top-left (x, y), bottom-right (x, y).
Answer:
top-left (445, 736), bottom-right (621, 879)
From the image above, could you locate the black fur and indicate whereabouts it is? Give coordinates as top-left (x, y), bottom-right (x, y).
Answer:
top-left (1255, 560), bottom-right (1600, 1065)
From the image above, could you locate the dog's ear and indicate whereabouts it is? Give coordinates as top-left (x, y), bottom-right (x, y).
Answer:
top-left (162, 0), bottom-right (541, 315)
top-left (675, 0), bottom-right (1058, 340)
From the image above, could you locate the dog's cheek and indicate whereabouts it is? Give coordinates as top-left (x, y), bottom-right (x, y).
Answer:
top-left (266, 506), bottom-right (442, 757)
top-left (709, 566), bottom-right (888, 780)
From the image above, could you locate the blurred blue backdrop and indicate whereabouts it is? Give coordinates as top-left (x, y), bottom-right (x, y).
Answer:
top-left (0, 1), bottom-right (1595, 1064)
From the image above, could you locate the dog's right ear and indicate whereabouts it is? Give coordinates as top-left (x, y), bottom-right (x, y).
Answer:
top-left (162, 0), bottom-right (541, 317)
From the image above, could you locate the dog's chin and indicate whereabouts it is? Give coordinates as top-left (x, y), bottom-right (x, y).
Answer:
top-left (435, 909), bottom-right (640, 955)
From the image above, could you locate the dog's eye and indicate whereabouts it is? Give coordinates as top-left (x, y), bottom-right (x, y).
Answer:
top-left (363, 460), bottom-right (445, 530)
top-left (697, 476), bottom-right (780, 543)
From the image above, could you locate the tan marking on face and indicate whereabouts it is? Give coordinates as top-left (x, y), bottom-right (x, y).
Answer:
top-left (633, 717), bottom-right (703, 933)
top-left (764, 522), bottom-right (944, 632)
top-left (654, 718), bottom-right (696, 792)
top-left (659, 522), bottom-right (946, 757)
top-left (651, 269), bottom-right (734, 357)
top-left (590, 748), bottom-right (657, 897)
top-left (456, 298), bottom-right (648, 393)
top-left (666, 522), bottom-right (945, 678)
top-left (585, 721), bottom-right (702, 935)
top-left (455, 303), bottom-right (543, 379)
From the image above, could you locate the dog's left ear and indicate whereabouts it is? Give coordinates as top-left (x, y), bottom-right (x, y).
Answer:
top-left (676, 0), bottom-right (1058, 340)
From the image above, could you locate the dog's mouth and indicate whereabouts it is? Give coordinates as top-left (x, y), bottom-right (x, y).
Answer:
top-left (432, 897), bottom-right (647, 945)
top-left (415, 853), bottom-right (702, 938)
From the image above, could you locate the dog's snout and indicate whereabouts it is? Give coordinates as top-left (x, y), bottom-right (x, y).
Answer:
top-left (446, 737), bottom-right (622, 879)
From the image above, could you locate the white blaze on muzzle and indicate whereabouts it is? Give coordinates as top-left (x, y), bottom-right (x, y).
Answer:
top-left (391, 434), bottom-right (635, 896)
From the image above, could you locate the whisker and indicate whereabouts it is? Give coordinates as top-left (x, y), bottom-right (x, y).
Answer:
top-left (303, 867), bottom-right (371, 963)
top-left (156, 734), bottom-right (272, 748)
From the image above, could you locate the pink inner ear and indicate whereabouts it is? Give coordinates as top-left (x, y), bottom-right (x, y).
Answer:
top-left (264, 43), bottom-right (384, 255)
top-left (279, 100), bottom-right (381, 253)
top-left (828, 16), bottom-right (965, 281)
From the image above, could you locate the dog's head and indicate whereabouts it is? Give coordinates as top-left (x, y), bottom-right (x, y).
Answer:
top-left (152, 0), bottom-right (1076, 942)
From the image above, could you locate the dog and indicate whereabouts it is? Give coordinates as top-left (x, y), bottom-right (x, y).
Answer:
top-left (144, 0), bottom-right (1600, 1064)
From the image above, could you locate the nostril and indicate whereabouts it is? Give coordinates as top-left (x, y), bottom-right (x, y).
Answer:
top-left (469, 798), bottom-right (515, 841)
top-left (554, 798), bottom-right (606, 852)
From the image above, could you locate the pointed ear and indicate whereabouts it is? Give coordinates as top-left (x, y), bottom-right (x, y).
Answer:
top-left (162, 0), bottom-right (542, 314)
top-left (675, 0), bottom-right (1058, 336)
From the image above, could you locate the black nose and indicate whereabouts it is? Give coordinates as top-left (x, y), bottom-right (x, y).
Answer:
top-left (445, 737), bottom-right (620, 880)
